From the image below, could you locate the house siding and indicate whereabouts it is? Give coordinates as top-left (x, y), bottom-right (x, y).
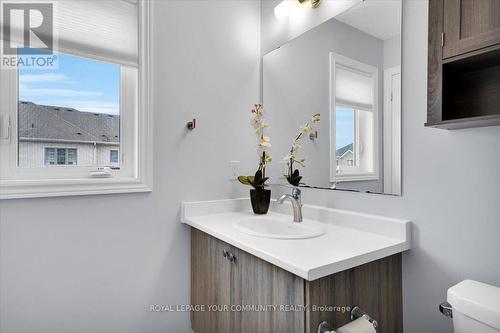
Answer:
top-left (337, 150), bottom-right (354, 168)
top-left (18, 141), bottom-right (119, 168)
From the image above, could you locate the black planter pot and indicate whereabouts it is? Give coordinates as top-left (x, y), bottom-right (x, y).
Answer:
top-left (250, 189), bottom-right (271, 215)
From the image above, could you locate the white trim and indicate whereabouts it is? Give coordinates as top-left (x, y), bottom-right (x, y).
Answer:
top-left (329, 53), bottom-right (379, 183)
top-left (19, 138), bottom-right (120, 145)
top-left (383, 65), bottom-right (401, 195)
top-left (0, 178), bottom-right (151, 200)
top-left (334, 173), bottom-right (379, 182)
top-left (0, 0), bottom-right (153, 199)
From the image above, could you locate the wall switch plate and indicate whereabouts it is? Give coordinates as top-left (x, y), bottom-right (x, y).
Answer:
top-left (229, 160), bottom-right (240, 180)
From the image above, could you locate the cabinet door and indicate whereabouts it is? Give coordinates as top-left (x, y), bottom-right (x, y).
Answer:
top-left (304, 254), bottom-right (402, 333)
top-left (191, 229), bottom-right (232, 333)
top-left (229, 246), bottom-right (305, 333)
top-left (443, 0), bottom-right (500, 58)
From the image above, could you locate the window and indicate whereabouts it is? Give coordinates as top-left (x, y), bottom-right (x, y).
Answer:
top-left (335, 107), bottom-right (355, 170)
top-left (0, 1), bottom-right (153, 199)
top-left (67, 149), bottom-right (77, 165)
top-left (330, 53), bottom-right (378, 182)
top-left (44, 148), bottom-right (77, 166)
top-left (18, 53), bottom-right (122, 169)
top-left (45, 148), bottom-right (56, 165)
top-left (110, 150), bottom-right (119, 164)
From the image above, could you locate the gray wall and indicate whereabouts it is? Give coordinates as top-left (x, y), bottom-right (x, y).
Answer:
top-left (264, 1), bottom-right (500, 332)
top-left (263, 17), bottom-right (386, 193)
top-left (384, 35), bottom-right (402, 69)
top-left (0, 1), bottom-right (260, 332)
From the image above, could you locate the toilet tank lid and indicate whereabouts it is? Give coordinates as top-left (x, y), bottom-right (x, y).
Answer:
top-left (447, 280), bottom-right (500, 330)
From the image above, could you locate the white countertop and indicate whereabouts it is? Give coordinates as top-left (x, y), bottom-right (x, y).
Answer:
top-left (181, 199), bottom-right (411, 281)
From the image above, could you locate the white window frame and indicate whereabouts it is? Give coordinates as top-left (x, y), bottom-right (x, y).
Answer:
top-left (0, 1), bottom-right (153, 199)
top-left (329, 53), bottom-right (379, 183)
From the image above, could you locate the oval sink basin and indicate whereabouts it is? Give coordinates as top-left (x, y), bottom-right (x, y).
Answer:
top-left (234, 216), bottom-right (325, 239)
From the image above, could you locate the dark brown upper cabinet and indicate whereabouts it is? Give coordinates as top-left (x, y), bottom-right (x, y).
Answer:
top-left (443, 0), bottom-right (500, 59)
top-left (427, 0), bottom-right (500, 130)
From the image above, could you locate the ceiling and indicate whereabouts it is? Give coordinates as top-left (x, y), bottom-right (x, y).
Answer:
top-left (335, 0), bottom-right (401, 40)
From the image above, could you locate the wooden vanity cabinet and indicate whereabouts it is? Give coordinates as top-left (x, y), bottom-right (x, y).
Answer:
top-left (191, 228), bottom-right (403, 333)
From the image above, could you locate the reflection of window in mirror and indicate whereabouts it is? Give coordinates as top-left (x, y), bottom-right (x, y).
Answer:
top-left (335, 107), bottom-right (375, 176)
top-left (330, 53), bottom-right (378, 183)
top-left (335, 107), bottom-right (355, 170)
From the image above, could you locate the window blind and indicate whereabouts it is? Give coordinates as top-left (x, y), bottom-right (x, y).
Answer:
top-left (5, 0), bottom-right (138, 66)
top-left (335, 65), bottom-right (374, 110)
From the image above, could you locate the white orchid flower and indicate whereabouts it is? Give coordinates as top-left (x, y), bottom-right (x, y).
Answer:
top-left (300, 124), bottom-right (312, 133)
top-left (249, 104), bottom-right (272, 168)
top-left (251, 117), bottom-right (261, 128)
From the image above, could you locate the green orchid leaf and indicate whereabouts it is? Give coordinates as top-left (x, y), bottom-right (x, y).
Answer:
top-left (288, 175), bottom-right (302, 186)
top-left (254, 169), bottom-right (263, 182)
top-left (238, 176), bottom-right (251, 186)
top-left (256, 177), bottom-right (269, 185)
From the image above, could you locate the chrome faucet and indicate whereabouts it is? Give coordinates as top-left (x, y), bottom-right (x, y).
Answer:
top-left (277, 188), bottom-right (303, 222)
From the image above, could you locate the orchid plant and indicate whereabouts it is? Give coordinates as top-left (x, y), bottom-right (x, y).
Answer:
top-left (238, 104), bottom-right (272, 191)
top-left (285, 113), bottom-right (320, 186)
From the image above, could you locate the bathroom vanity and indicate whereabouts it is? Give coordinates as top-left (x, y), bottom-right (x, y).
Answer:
top-left (182, 199), bottom-right (411, 333)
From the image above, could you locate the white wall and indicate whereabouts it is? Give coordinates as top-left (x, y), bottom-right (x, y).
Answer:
top-left (264, 1), bottom-right (500, 332)
top-left (0, 1), bottom-right (261, 332)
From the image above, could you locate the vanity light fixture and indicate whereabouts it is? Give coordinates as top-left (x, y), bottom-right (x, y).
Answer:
top-left (274, 0), bottom-right (322, 20)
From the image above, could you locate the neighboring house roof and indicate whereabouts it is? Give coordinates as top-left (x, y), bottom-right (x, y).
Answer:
top-left (18, 101), bottom-right (119, 143)
top-left (336, 143), bottom-right (353, 158)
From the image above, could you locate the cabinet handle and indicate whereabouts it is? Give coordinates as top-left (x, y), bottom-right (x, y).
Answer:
top-left (222, 249), bottom-right (236, 263)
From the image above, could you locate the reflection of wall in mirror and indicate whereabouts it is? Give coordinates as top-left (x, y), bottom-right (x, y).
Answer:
top-left (263, 17), bottom-right (400, 194)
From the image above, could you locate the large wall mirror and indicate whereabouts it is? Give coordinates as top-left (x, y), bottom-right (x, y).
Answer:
top-left (263, 0), bottom-right (402, 195)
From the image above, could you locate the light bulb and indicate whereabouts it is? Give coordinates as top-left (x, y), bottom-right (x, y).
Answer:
top-left (274, 0), bottom-right (295, 20)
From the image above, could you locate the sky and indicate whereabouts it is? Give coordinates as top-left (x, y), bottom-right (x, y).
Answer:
top-left (336, 107), bottom-right (354, 151)
top-left (19, 53), bottom-right (120, 115)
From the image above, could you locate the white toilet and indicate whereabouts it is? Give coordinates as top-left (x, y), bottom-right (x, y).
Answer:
top-left (441, 279), bottom-right (500, 332)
